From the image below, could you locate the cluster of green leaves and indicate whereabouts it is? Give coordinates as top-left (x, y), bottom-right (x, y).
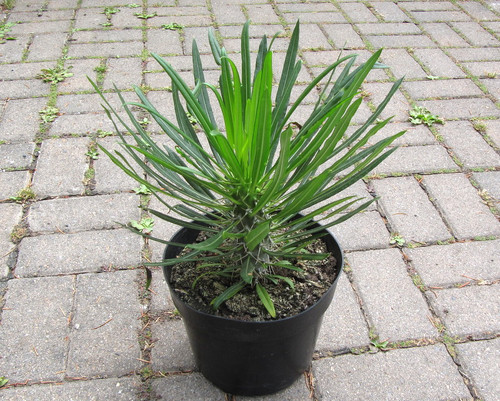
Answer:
top-left (0, 21), bottom-right (16, 43)
top-left (94, 21), bottom-right (404, 318)
top-left (409, 105), bottom-right (444, 127)
top-left (161, 22), bottom-right (184, 31)
top-left (37, 65), bottom-right (73, 84)
top-left (39, 106), bottom-right (59, 123)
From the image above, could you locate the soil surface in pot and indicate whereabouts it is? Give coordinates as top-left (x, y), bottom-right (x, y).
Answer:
top-left (170, 234), bottom-right (338, 321)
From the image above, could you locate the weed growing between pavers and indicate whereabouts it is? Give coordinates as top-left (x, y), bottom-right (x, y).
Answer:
top-left (39, 106), bottom-right (60, 123)
top-left (9, 186), bottom-right (36, 203)
top-left (0, 21), bottom-right (16, 43)
top-left (409, 105), bottom-right (444, 127)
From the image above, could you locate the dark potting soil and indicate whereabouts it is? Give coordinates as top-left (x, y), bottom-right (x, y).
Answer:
top-left (170, 234), bottom-right (338, 321)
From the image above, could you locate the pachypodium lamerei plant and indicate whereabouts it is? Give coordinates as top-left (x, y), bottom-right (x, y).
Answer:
top-left (93, 21), bottom-right (404, 318)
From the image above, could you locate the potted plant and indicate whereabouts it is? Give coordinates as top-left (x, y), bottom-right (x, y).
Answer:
top-left (92, 21), bottom-right (404, 396)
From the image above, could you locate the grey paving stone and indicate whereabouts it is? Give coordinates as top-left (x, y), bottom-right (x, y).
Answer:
top-left (370, 2), bottom-right (411, 22)
top-left (0, 142), bottom-right (35, 169)
top-left (48, 113), bottom-right (118, 136)
top-left (151, 318), bottom-right (195, 371)
top-left (28, 193), bottom-right (140, 233)
top-left (362, 82), bottom-right (411, 122)
top-left (67, 41), bottom-right (143, 59)
top-left (423, 173), bottom-right (500, 239)
top-left (0, 79), bottom-right (50, 99)
top-left (421, 22), bottom-right (470, 47)
top-left (94, 137), bottom-right (141, 193)
top-left (459, 1), bottom-right (499, 20)
top-left (449, 48), bottom-right (500, 61)
top-left (372, 145), bottom-right (457, 176)
top-left (483, 119), bottom-right (500, 148)
top-left (357, 22), bottom-right (420, 35)
top-left (328, 211), bottom-right (390, 251)
top-left (212, 4), bottom-right (247, 24)
top-left (474, 171), bottom-right (500, 201)
top-left (147, 29), bottom-right (183, 56)
top-left (379, 48), bottom-right (427, 79)
top-left (404, 78), bottom-right (483, 99)
top-left (245, 4), bottom-right (281, 24)
top-left (102, 57), bottom-right (143, 90)
top-left (151, 14), bottom-right (213, 28)
top-left (452, 21), bottom-right (500, 46)
top-left (375, 177), bottom-right (451, 244)
top-left (421, 98), bottom-right (500, 119)
top-left (56, 92), bottom-right (136, 114)
top-left (366, 122), bottom-right (437, 147)
top-left (322, 24), bottom-right (364, 49)
top-left (0, 275), bottom-right (73, 382)
top-left (10, 20), bottom-right (71, 34)
top-left (464, 61), bottom-right (500, 78)
top-left (283, 11), bottom-right (346, 24)
top-left (407, 240), bottom-right (500, 287)
top-left (67, 270), bottom-right (142, 377)
top-left (339, 2), bottom-right (378, 22)
top-left (238, 377), bottom-right (311, 400)
top-left (0, 98), bottom-right (46, 143)
top-left (0, 170), bottom-right (31, 200)
top-left (0, 203), bottom-right (23, 278)
top-left (149, 268), bottom-right (175, 313)
top-left (0, 61), bottom-right (54, 80)
top-left (409, 10), bottom-right (471, 22)
top-left (348, 248), bottom-right (437, 341)
top-left (413, 48), bottom-right (467, 78)
top-left (27, 32), bottom-right (67, 61)
top-left (10, 9), bottom-right (73, 22)
top-left (57, 58), bottom-right (101, 93)
top-left (15, 229), bottom-right (142, 277)
top-left (313, 345), bottom-right (470, 401)
top-left (72, 28), bottom-right (143, 43)
top-left (430, 285), bottom-right (500, 337)
top-left (0, 35), bottom-right (29, 63)
top-left (111, 8), bottom-right (144, 29)
top-left (482, 78), bottom-right (500, 100)
top-left (31, 137), bottom-right (88, 198)
top-left (438, 121), bottom-right (500, 168)
top-left (456, 339), bottom-right (500, 401)
top-left (0, 377), bottom-right (141, 401)
top-left (151, 373), bottom-right (227, 400)
top-left (368, 34), bottom-right (436, 49)
top-left (73, 8), bottom-right (108, 30)
top-left (316, 273), bottom-right (369, 351)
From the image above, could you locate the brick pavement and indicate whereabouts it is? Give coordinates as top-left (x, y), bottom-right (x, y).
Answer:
top-left (0, 0), bottom-right (499, 400)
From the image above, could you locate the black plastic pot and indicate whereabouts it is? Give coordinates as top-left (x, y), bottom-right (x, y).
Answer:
top-left (162, 220), bottom-right (343, 396)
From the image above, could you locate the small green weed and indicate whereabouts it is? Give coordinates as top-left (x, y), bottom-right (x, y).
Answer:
top-left (426, 75), bottom-right (439, 80)
top-left (135, 11), bottom-right (157, 19)
top-left (130, 217), bottom-right (155, 234)
top-left (103, 6), bottom-right (119, 17)
top-left (389, 234), bottom-right (405, 247)
top-left (86, 148), bottom-right (99, 160)
top-left (0, 21), bottom-right (16, 43)
top-left (39, 106), bottom-right (59, 123)
top-left (139, 117), bottom-right (150, 128)
top-left (409, 105), bottom-right (444, 127)
top-left (127, 3), bottom-right (141, 8)
top-left (97, 129), bottom-right (113, 138)
top-left (161, 23), bottom-right (184, 31)
top-left (472, 120), bottom-right (487, 134)
top-left (37, 65), bottom-right (74, 84)
top-left (0, 376), bottom-right (8, 388)
top-left (134, 184), bottom-right (152, 195)
top-left (10, 187), bottom-right (36, 203)
top-left (94, 65), bottom-right (107, 74)
top-left (10, 224), bottom-right (27, 242)
top-left (370, 337), bottom-right (390, 351)
top-left (486, 72), bottom-right (497, 79)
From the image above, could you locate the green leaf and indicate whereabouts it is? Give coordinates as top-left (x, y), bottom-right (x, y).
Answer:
top-left (186, 231), bottom-right (225, 251)
top-left (240, 256), bottom-right (255, 284)
top-left (256, 283), bottom-right (276, 318)
top-left (211, 280), bottom-right (246, 309)
top-left (0, 376), bottom-right (8, 388)
top-left (144, 267), bottom-right (152, 292)
top-left (245, 221), bottom-right (270, 251)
